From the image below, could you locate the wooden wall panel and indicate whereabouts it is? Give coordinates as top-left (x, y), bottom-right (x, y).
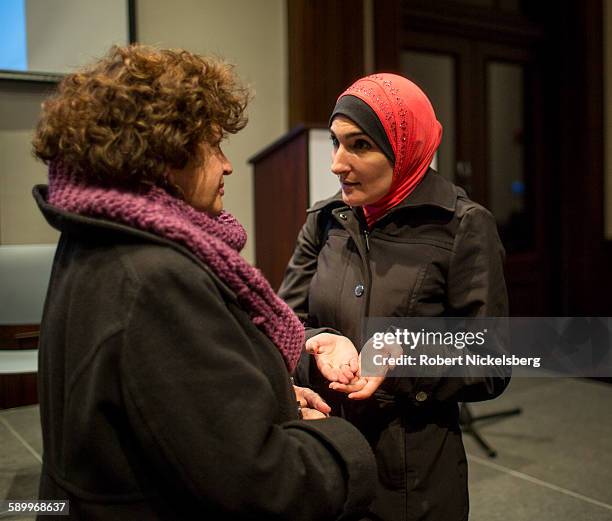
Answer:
top-left (373, 0), bottom-right (400, 71)
top-left (553, 0), bottom-right (610, 314)
top-left (0, 324), bottom-right (39, 409)
top-left (0, 374), bottom-right (38, 410)
top-left (288, 0), bottom-right (365, 126)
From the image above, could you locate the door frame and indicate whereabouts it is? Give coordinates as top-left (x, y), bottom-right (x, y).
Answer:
top-left (374, 2), bottom-right (557, 314)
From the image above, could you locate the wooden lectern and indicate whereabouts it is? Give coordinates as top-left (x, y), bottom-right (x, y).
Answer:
top-left (249, 125), bottom-right (338, 290)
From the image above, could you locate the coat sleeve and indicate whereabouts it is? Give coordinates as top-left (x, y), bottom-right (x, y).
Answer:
top-left (120, 257), bottom-right (376, 520)
top-left (278, 211), bottom-right (339, 340)
top-left (389, 205), bottom-right (511, 403)
top-left (278, 212), bottom-right (342, 389)
top-left (278, 212), bottom-right (320, 325)
top-left (447, 204), bottom-right (509, 318)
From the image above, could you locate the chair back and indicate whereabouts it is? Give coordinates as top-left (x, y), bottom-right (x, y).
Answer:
top-left (0, 244), bottom-right (57, 325)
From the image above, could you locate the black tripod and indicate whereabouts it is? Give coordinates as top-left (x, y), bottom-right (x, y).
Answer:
top-left (459, 404), bottom-right (521, 458)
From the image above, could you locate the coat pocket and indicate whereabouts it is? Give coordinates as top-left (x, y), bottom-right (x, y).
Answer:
top-left (372, 416), bottom-right (407, 490)
top-left (368, 237), bottom-right (445, 317)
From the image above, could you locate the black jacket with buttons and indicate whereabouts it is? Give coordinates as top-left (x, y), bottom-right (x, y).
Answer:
top-left (279, 170), bottom-right (510, 521)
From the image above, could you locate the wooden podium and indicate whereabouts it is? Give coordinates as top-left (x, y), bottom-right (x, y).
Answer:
top-left (250, 125), bottom-right (337, 290)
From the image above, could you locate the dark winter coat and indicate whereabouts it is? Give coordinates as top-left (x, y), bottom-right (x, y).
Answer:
top-left (33, 185), bottom-right (377, 521)
top-left (279, 170), bottom-right (510, 521)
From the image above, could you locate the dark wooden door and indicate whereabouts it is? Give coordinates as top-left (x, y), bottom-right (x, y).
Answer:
top-left (391, 9), bottom-right (554, 315)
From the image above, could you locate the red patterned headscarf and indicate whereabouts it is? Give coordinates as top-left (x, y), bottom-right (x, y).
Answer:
top-left (335, 73), bottom-right (443, 227)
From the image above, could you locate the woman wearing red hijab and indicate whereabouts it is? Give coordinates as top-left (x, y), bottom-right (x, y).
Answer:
top-left (280, 74), bottom-right (510, 521)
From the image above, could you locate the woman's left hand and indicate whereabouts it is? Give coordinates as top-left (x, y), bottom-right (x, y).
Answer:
top-left (294, 385), bottom-right (331, 415)
top-left (327, 336), bottom-right (403, 400)
top-left (329, 376), bottom-right (384, 400)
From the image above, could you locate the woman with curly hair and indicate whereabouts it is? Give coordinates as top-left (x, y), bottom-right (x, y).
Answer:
top-left (32, 45), bottom-right (376, 520)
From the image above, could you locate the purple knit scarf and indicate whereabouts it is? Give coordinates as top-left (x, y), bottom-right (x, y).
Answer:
top-left (47, 163), bottom-right (304, 371)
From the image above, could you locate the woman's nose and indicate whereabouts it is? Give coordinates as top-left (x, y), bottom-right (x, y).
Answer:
top-left (220, 151), bottom-right (233, 175)
top-left (223, 161), bottom-right (233, 176)
top-left (331, 147), bottom-right (350, 176)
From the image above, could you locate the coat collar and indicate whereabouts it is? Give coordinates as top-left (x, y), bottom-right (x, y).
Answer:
top-left (307, 169), bottom-right (459, 215)
top-left (34, 184), bottom-right (158, 241)
top-left (32, 185), bottom-right (239, 303)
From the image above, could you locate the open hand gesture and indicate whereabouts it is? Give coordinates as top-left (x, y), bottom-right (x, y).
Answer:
top-left (328, 336), bottom-right (403, 400)
top-left (305, 333), bottom-right (359, 384)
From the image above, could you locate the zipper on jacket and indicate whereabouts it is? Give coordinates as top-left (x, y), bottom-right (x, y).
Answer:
top-left (351, 207), bottom-right (371, 254)
top-left (363, 229), bottom-right (370, 252)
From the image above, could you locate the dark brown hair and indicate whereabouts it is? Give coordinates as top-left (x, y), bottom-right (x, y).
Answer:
top-left (32, 44), bottom-right (249, 186)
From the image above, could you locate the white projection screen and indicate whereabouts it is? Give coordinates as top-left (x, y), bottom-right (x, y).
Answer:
top-left (0, 0), bottom-right (133, 82)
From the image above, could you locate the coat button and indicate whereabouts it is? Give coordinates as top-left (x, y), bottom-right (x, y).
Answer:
top-left (415, 391), bottom-right (428, 402)
top-left (354, 283), bottom-right (365, 297)
top-left (339, 213), bottom-right (347, 220)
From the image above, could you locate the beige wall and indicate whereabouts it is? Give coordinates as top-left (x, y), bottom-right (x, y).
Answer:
top-left (137, 0), bottom-right (288, 262)
top-left (0, 82), bottom-right (59, 244)
top-left (26, 0), bottom-right (128, 73)
top-left (605, 0), bottom-right (612, 239)
top-left (0, 1), bottom-right (287, 262)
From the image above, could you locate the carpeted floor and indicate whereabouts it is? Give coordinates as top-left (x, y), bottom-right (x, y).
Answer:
top-left (1, 378), bottom-right (611, 520)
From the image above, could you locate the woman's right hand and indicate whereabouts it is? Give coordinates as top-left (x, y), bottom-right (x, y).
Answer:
top-left (294, 385), bottom-right (331, 415)
top-left (305, 333), bottom-right (360, 384)
top-left (301, 407), bottom-right (328, 420)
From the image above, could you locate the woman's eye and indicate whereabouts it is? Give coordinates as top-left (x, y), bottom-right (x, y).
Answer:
top-left (353, 139), bottom-right (372, 151)
top-left (330, 135), bottom-right (339, 148)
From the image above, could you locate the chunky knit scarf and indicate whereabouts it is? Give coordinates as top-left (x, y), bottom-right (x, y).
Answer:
top-left (47, 162), bottom-right (304, 371)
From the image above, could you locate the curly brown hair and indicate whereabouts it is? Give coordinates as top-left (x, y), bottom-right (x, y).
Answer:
top-left (32, 44), bottom-right (249, 187)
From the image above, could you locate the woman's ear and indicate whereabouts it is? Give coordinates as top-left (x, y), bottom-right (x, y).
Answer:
top-left (165, 168), bottom-right (187, 200)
